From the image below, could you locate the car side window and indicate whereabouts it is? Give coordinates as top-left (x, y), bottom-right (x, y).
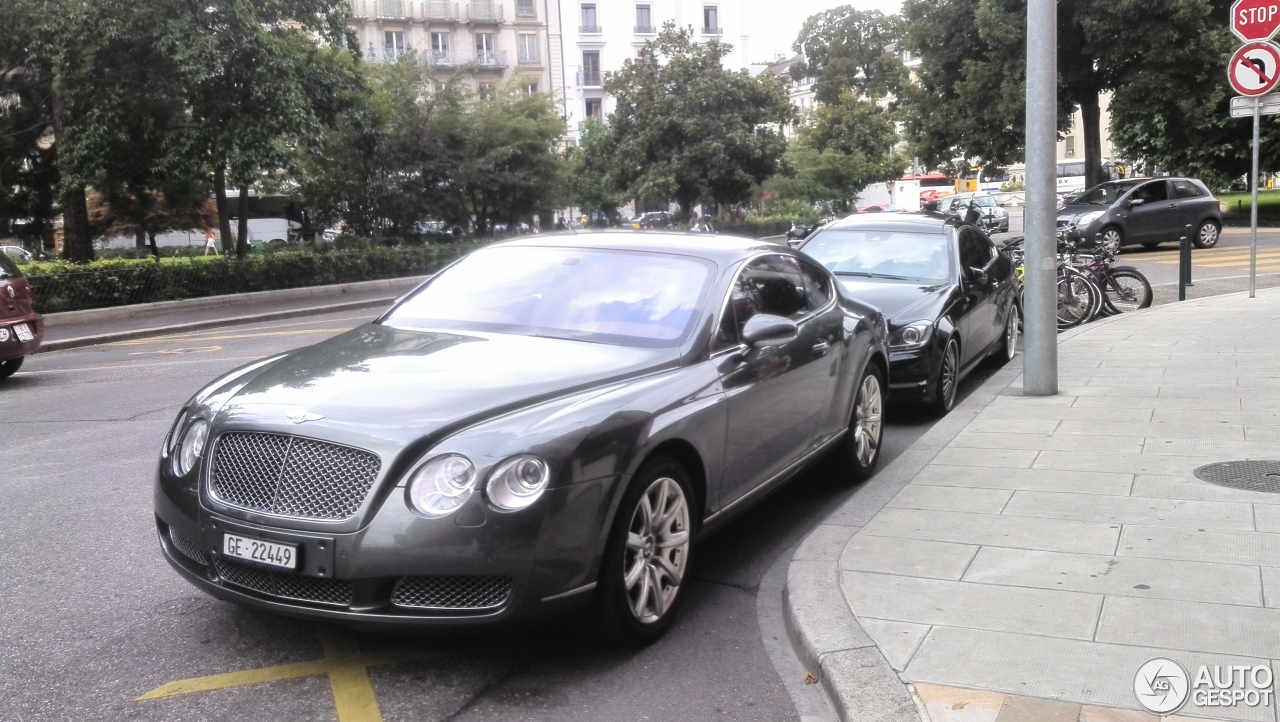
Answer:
top-left (717, 255), bottom-right (810, 345)
top-left (1172, 180), bottom-right (1205, 199)
top-left (958, 229), bottom-right (993, 271)
top-left (1133, 181), bottom-right (1168, 203)
top-left (797, 257), bottom-right (833, 311)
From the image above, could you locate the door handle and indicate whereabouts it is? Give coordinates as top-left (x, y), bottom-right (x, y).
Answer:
top-left (812, 341), bottom-right (830, 354)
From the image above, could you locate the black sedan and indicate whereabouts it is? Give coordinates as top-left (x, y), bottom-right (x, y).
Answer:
top-left (800, 214), bottom-right (1019, 413)
top-left (154, 233), bottom-right (889, 643)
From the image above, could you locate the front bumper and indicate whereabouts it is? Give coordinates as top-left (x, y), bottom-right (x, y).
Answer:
top-left (886, 347), bottom-right (938, 401)
top-left (0, 313), bottom-right (42, 361)
top-left (155, 470), bottom-right (620, 630)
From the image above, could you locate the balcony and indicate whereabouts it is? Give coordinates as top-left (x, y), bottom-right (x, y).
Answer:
top-left (467, 2), bottom-right (503, 23)
top-left (702, 26), bottom-right (722, 35)
top-left (577, 69), bottom-right (602, 87)
top-left (377, 0), bottom-right (413, 19)
top-left (580, 25), bottom-right (603, 34)
top-left (349, 0), bottom-right (369, 17)
top-left (473, 50), bottom-right (508, 68)
top-left (634, 25), bottom-right (656, 34)
top-left (515, 0), bottom-right (536, 18)
top-left (424, 49), bottom-right (456, 66)
top-left (369, 44), bottom-right (416, 62)
top-left (422, 1), bottom-right (459, 21)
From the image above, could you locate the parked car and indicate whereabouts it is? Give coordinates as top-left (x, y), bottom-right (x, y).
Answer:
top-left (800, 213), bottom-right (1019, 414)
top-left (0, 245), bottom-right (34, 263)
top-left (154, 233), bottom-right (890, 642)
top-left (940, 193), bottom-right (1010, 234)
top-left (858, 203), bottom-right (905, 213)
top-left (1057, 177), bottom-right (1223, 249)
top-left (629, 211), bottom-right (672, 229)
top-left (0, 251), bottom-right (43, 379)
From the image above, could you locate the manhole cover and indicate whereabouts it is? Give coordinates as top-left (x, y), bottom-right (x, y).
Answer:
top-left (1193, 460), bottom-right (1280, 493)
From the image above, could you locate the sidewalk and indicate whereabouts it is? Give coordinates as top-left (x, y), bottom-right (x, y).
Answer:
top-left (786, 288), bottom-right (1280, 722)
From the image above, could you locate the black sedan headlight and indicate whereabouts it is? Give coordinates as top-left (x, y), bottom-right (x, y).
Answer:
top-left (889, 321), bottom-right (934, 351)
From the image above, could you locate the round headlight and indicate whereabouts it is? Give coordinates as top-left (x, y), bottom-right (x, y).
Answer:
top-left (173, 419), bottom-right (209, 476)
top-left (486, 455), bottom-right (550, 511)
top-left (901, 327), bottom-right (923, 346)
top-left (164, 409), bottom-right (188, 456)
top-left (407, 454), bottom-right (477, 517)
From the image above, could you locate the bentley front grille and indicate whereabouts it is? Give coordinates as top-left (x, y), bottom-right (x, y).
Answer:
top-left (391, 575), bottom-right (513, 610)
top-left (169, 529), bottom-right (209, 566)
top-left (213, 558), bottom-right (353, 607)
top-left (209, 432), bottom-right (381, 520)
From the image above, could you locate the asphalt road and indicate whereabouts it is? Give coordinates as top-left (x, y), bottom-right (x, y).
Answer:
top-left (0, 310), bottom-right (1001, 722)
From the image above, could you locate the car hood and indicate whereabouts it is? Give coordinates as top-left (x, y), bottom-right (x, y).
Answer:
top-left (218, 324), bottom-right (678, 440)
top-left (835, 278), bottom-right (954, 324)
top-left (1057, 203), bottom-right (1109, 221)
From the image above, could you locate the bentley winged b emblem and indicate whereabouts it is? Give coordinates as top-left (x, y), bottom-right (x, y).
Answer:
top-left (287, 411), bottom-right (325, 424)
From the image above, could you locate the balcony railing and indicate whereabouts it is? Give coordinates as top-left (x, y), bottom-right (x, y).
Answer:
top-left (422, 1), bottom-right (459, 21)
top-left (377, 0), bottom-right (412, 19)
top-left (515, 0), bottom-right (536, 17)
top-left (349, 0), bottom-right (369, 17)
top-left (467, 2), bottom-right (503, 22)
top-left (580, 25), bottom-right (602, 34)
top-left (424, 49), bottom-right (455, 66)
top-left (517, 51), bottom-right (541, 64)
top-left (369, 44), bottom-right (416, 62)
top-left (702, 26), bottom-right (723, 35)
top-left (634, 25), bottom-right (656, 34)
top-left (577, 69), bottom-right (602, 87)
top-left (473, 50), bottom-right (508, 68)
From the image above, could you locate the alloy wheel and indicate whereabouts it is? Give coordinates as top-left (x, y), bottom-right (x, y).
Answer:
top-left (938, 341), bottom-right (959, 410)
top-left (1005, 306), bottom-right (1020, 361)
top-left (1197, 222), bottom-right (1220, 249)
top-left (1101, 227), bottom-right (1122, 246)
top-left (853, 374), bottom-right (883, 467)
top-left (623, 477), bottom-right (690, 624)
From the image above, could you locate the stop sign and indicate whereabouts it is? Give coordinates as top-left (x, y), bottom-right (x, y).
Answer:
top-left (1233, 0), bottom-right (1280, 41)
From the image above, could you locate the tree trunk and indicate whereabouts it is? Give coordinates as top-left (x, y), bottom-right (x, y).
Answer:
top-left (214, 166), bottom-right (233, 255)
top-left (135, 229), bottom-right (147, 249)
top-left (236, 184), bottom-right (250, 259)
top-left (50, 82), bottom-right (93, 263)
top-left (147, 230), bottom-right (160, 260)
top-left (1080, 90), bottom-right (1104, 189)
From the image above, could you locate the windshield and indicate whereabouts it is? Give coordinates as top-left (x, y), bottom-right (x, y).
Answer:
top-left (972, 195), bottom-right (997, 208)
top-left (383, 246), bottom-right (713, 347)
top-left (803, 230), bottom-right (952, 283)
top-left (1074, 181), bottom-right (1138, 205)
top-left (0, 252), bottom-right (22, 279)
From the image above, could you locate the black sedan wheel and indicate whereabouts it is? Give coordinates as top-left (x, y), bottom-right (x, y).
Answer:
top-left (595, 456), bottom-right (693, 644)
top-left (998, 306), bottom-right (1019, 364)
top-left (0, 357), bottom-right (22, 380)
top-left (1194, 220), bottom-right (1221, 249)
top-left (932, 338), bottom-right (960, 415)
top-left (839, 364), bottom-right (884, 481)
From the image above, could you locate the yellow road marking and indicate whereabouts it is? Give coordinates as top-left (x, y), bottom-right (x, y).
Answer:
top-left (138, 629), bottom-right (445, 722)
top-left (15, 356), bottom-right (263, 375)
top-left (128, 345), bottom-right (224, 355)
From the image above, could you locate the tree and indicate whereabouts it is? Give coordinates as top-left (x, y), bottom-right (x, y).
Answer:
top-left (601, 24), bottom-right (794, 217)
top-left (770, 90), bottom-right (908, 213)
top-left (0, 0), bottom-right (56, 250)
top-left (566, 119), bottom-right (624, 224)
top-left (790, 7), bottom-right (907, 104)
top-left (88, 190), bottom-right (217, 255)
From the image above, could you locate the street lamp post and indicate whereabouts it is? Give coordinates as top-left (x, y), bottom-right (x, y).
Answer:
top-left (1023, 0), bottom-right (1058, 396)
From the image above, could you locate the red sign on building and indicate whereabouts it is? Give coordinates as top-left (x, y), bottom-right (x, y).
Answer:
top-left (1233, 0), bottom-right (1280, 42)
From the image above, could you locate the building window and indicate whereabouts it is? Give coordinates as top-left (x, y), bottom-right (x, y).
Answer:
top-left (635, 4), bottom-right (654, 33)
top-left (585, 98), bottom-right (603, 121)
top-left (516, 0), bottom-right (536, 17)
top-left (430, 32), bottom-right (451, 64)
top-left (518, 33), bottom-right (539, 63)
top-left (581, 51), bottom-right (601, 86)
top-left (475, 32), bottom-right (495, 63)
top-left (384, 30), bottom-right (406, 58)
top-left (525, 82), bottom-right (539, 95)
top-left (703, 6), bottom-right (720, 34)
top-left (581, 3), bottom-right (600, 32)
top-left (1065, 136), bottom-right (1076, 157)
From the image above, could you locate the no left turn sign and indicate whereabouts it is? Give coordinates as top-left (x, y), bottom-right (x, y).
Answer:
top-left (1229, 41), bottom-right (1280, 95)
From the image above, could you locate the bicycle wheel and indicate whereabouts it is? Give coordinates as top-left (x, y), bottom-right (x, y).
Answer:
top-left (1101, 267), bottom-right (1153, 313)
top-left (1056, 267), bottom-right (1099, 329)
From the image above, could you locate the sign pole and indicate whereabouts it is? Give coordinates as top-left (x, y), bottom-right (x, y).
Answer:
top-left (1023, 0), bottom-right (1057, 396)
top-left (1252, 97), bottom-right (1261, 298)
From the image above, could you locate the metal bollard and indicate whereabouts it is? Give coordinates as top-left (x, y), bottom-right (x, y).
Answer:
top-left (1178, 224), bottom-right (1192, 301)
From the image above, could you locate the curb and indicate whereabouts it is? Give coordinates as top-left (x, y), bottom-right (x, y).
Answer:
top-left (781, 358), bottom-right (1026, 722)
top-left (36, 296), bottom-right (395, 354)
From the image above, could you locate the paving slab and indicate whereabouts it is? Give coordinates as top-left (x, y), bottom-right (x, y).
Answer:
top-left (1131, 475), bottom-right (1280, 506)
top-left (885, 485), bottom-right (1014, 514)
top-left (1096, 596), bottom-right (1280, 660)
top-left (858, 507), bottom-right (1122, 555)
top-left (839, 535), bottom-right (978, 580)
top-left (1001, 491), bottom-right (1257, 531)
top-left (858, 619), bottom-right (930, 672)
top-left (1117, 525), bottom-right (1280, 567)
top-left (910, 466), bottom-right (1135, 496)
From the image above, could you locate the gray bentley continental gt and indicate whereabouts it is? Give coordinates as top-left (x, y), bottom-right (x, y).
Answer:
top-left (154, 233), bottom-right (889, 643)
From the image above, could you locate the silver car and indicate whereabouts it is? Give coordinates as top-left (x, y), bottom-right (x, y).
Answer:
top-left (1057, 177), bottom-right (1224, 249)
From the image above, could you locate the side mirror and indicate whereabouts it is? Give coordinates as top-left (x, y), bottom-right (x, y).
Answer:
top-left (968, 267), bottom-right (989, 286)
top-left (1128, 198), bottom-right (1146, 208)
top-left (742, 314), bottom-right (798, 348)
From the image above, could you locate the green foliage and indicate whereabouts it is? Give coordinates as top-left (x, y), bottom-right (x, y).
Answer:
top-left (567, 119), bottom-right (625, 223)
top-left (25, 245), bottom-right (483, 314)
top-left (790, 7), bottom-right (907, 103)
top-left (0, 0), bottom-right (56, 247)
top-left (600, 24), bottom-right (794, 215)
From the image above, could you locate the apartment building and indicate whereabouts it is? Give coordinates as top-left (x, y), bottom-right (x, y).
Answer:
top-left (557, 0), bottom-right (748, 142)
top-left (347, 0), bottom-right (553, 96)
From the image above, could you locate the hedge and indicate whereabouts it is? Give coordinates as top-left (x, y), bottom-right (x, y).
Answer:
top-left (24, 244), bottom-right (484, 314)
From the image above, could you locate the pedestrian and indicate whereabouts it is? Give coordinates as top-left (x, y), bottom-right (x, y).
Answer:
top-left (555, 216), bottom-right (568, 230)
top-left (203, 231), bottom-right (217, 256)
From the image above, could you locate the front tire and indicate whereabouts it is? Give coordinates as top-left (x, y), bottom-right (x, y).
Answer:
top-left (1100, 225), bottom-right (1124, 248)
top-left (594, 457), bottom-right (694, 645)
top-left (1194, 220), bottom-right (1221, 249)
top-left (931, 338), bottom-right (960, 415)
top-left (837, 364), bottom-right (884, 481)
top-left (0, 357), bottom-right (23, 380)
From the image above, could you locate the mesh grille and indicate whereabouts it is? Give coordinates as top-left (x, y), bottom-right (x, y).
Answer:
top-left (210, 432), bottom-right (381, 520)
top-left (391, 576), bottom-right (513, 610)
top-left (213, 558), bottom-right (353, 607)
top-left (169, 529), bottom-right (209, 566)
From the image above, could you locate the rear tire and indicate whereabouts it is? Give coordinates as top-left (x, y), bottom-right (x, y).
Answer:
top-left (0, 356), bottom-right (22, 380)
top-left (1193, 219), bottom-right (1221, 249)
top-left (594, 457), bottom-right (695, 646)
top-left (837, 364), bottom-right (884, 481)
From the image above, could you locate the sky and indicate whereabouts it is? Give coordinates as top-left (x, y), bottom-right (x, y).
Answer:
top-left (744, 0), bottom-right (904, 64)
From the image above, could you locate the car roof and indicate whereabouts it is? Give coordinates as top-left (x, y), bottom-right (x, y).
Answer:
top-left (491, 230), bottom-right (785, 264)
top-left (823, 212), bottom-right (953, 235)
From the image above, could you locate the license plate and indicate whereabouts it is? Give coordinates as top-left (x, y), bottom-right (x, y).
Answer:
top-left (13, 323), bottom-right (32, 342)
top-left (222, 533), bottom-right (297, 571)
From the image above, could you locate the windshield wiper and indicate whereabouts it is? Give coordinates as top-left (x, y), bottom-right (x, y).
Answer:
top-left (835, 271), bottom-right (914, 281)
